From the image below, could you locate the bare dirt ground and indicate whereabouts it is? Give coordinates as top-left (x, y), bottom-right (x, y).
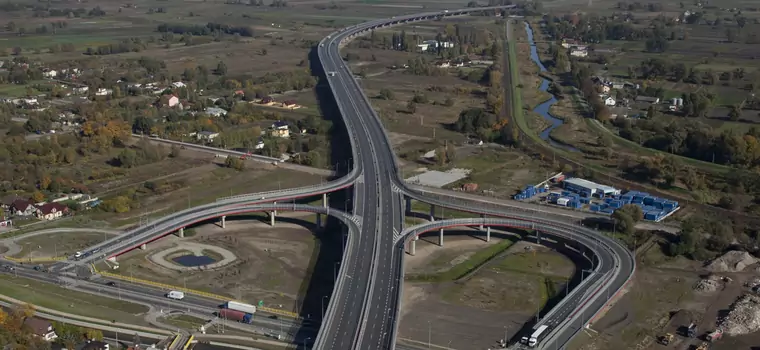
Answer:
top-left (13, 231), bottom-right (116, 259)
top-left (399, 233), bottom-right (575, 350)
top-left (571, 242), bottom-right (760, 350)
top-left (113, 215), bottom-right (319, 311)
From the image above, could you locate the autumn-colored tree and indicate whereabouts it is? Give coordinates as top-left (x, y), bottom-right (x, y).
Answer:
top-left (0, 308), bottom-right (7, 325)
top-left (31, 191), bottom-right (45, 203)
top-left (40, 175), bottom-right (52, 190)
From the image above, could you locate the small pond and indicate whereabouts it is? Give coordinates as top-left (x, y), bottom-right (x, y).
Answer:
top-left (172, 254), bottom-right (217, 267)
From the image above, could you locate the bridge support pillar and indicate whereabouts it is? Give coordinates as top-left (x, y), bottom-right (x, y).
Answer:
top-left (178, 227), bottom-right (184, 238)
top-left (438, 228), bottom-right (444, 247)
top-left (140, 243), bottom-right (147, 250)
top-left (270, 212), bottom-right (276, 227)
top-left (410, 239), bottom-right (416, 256)
top-left (221, 216), bottom-right (226, 229)
top-left (486, 226), bottom-right (491, 242)
top-left (479, 214), bottom-right (485, 230)
top-left (316, 213), bottom-right (322, 229)
top-left (429, 205), bottom-right (435, 222)
top-left (405, 197), bottom-right (411, 214)
top-left (273, 202), bottom-right (277, 217)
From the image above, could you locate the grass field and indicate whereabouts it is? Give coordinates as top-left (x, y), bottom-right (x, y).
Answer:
top-left (162, 314), bottom-right (209, 331)
top-left (0, 274), bottom-right (149, 326)
top-left (405, 238), bottom-right (515, 282)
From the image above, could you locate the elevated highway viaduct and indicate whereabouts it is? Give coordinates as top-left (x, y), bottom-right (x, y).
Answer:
top-left (47, 6), bottom-right (635, 350)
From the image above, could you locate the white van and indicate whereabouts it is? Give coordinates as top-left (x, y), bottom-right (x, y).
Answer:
top-left (166, 291), bottom-right (185, 300)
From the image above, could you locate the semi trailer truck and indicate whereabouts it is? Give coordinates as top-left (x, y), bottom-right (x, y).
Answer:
top-left (219, 308), bottom-right (253, 324)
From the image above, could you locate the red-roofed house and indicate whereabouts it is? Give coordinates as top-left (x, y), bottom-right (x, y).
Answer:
top-left (282, 100), bottom-right (299, 109)
top-left (260, 96), bottom-right (275, 106)
top-left (11, 199), bottom-right (36, 216)
top-left (35, 202), bottom-right (69, 221)
top-left (23, 317), bottom-right (57, 341)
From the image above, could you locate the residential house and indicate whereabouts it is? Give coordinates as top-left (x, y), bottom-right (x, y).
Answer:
top-left (35, 202), bottom-right (69, 221)
top-left (635, 96), bottom-right (660, 104)
top-left (172, 81), bottom-right (186, 88)
top-left (95, 88), bottom-right (113, 96)
top-left (158, 95), bottom-right (180, 108)
top-left (561, 39), bottom-right (581, 48)
top-left (611, 82), bottom-right (625, 89)
top-left (570, 49), bottom-right (588, 57)
top-left (23, 318), bottom-right (58, 341)
top-left (436, 61), bottom-right (451, 68)
top-left (42, 69), bottom-right (58, 78)
top-left (205, 107), bottom-right (228, 117)
top-left (82, 340), bottom-right (110, 350)
top-left (281, 100), bottom-right (299, 109)
top-left (260, 96), bottom-right (276, 105)
top-left (73, 86), bottom-right (89, 95)
top-left (11, 199), bottom-right (36, 216)
top-left (197, 131), bottom-right (220, 142)
top-left (255, 137), bottom-right (265, 150)
top-left (417, 40), bottom-right (454, 51)
top-left (604, 96), bottom-right (616, 106)
top-left (127, 83), bottom-right (142, 89)
top-left (270, 121), bottom-right (290, 138)
top-left (600, 85), bottom-right (611, 93)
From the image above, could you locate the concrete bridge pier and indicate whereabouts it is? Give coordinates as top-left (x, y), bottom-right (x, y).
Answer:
top-left (405, 196), bottom-right (412, 213)
top-left (140, 243), bottom-right (147, 250)
top-left (486, 226), bottom-right (491, 242)
top-left (270, 211), bottom-right (276, 226)
top-left (410, 238), bottom-right (416, 256)
top-left (479, 214), bottom-right (485, 230)
top-left (429, 205), bottom-right (435, 222)
top-left (220, 216), bottom-right (226, 229)
top-left (178, 227), bottom-right (184, 238)
top-left (438, 228), bottom-right (444, 247)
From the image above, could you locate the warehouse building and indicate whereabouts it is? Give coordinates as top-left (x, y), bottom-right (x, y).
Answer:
top-left (563, 178), bottom-right (620, 197)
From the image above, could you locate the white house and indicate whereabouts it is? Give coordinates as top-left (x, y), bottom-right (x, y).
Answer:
top-left (73, 86), bottom-right (89, 95)
top-left (417, 40), bottom-right (455, 51)
top-left (42, 69), bottom-right (58, 78)
top-left (570, 49), bottom-right (588, 57)
top-left (205, 107), bottom-right (228, 117)
top-left (255, 138), bottom-right (265, 150)
top-left (172, 81), bottom-right (186, 88)
top-left (604, 96), bottom-right (616, 106)
top-left (95, 88), bottom-right (113, 96)
top-left (197, 131), bottom-right (220, 141)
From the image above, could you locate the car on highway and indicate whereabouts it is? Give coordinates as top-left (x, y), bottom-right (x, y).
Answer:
top-left (106, 281), bottom-right (117, 287)
top-left (328, 72), bottom-right (336, 76)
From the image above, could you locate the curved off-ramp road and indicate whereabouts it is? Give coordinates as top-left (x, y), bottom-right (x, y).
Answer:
top-left (0, 228), bottom-right (121, 259)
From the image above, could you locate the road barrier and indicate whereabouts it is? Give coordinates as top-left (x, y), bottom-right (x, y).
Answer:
top-left (183, 335), bottom-right (195, 350)
top-left (168, 334), bottom-right (182, 349)
top-left (94, 266), bottom-right (300, 319)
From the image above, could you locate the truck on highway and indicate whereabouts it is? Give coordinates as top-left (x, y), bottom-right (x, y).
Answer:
top-left (219, 308), bottom-right (253, 324)
top-left (520, 325), bottom-right (549, 348)
top-left (225, 301), bottom-right (257, 315)
top-left (166, 291), bottom-right (185, 300)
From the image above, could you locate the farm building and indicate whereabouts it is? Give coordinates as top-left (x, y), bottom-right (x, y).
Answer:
top-left (563, 178), bottom-right (620, 197)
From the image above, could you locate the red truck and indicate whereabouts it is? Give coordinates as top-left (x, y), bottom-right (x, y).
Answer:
top-left (219, 308), bottom-right (253, 324)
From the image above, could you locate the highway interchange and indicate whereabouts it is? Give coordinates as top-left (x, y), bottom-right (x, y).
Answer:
top-left (1, 6), bottom-right (636, 350)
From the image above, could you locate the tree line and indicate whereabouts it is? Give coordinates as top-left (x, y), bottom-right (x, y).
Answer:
top-left (157, 22), bottom-right (255, 37)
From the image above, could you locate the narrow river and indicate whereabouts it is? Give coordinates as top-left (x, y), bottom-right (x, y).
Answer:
top-left (523, 21), bottom-right (579, 152)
